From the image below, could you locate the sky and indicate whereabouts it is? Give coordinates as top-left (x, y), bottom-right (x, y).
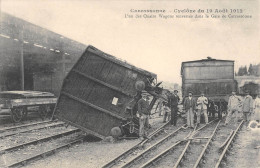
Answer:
top-left (1, 0), bottom-right (259, 84)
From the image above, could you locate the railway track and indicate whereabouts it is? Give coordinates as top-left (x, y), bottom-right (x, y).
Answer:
top-left (103, 118), bottom-right (208, 168)
top-left (0, 120), bottom-right (56, 133)
top-left (172, 121), bottom-right (221, 168)
top-left (136, 120), bottom-right (218, 168)
top-left (0, 121), bottom-right (65, 138)
top-left (215, 120), bottom-right (244, 168)
top-left (191, 120), bottom-right (244, 168)
top-left (102, 121), bottom-right (173, 168)
top-left (0, 127), bottom-right (84, 168)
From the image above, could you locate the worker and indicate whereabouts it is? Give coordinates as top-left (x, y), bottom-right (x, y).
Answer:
top-left (183, 91), bottom-right (196, 128)
top-left (242, 90), bottom-right (253, 123)
top-left (138, 90), bottom-right (150, 140)
top-left (157, 99), bottom-right (163, 116)
top-left (253, 92), bottom-right (260, 122)
top-left (225, 90), bottom-right (242, 125)
top-left (197, 92), bottom-right (209, 125)
top-left (207, 98), bottom-right (217, 118)
top-left (168, 89), bottom-right (180, 126)
top-left (162, 101), bottom-right (171, 123)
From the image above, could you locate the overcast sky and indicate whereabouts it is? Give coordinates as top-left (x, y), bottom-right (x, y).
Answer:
top-left (1, 0), bottom-right (259, 84)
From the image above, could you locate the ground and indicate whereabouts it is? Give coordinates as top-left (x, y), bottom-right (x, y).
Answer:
top-left (1, 112), bottom-right (259, 168)
top-left (226, 123), bottom-right (260, 168)
top-left (23, 116), bottom-right (164, 168)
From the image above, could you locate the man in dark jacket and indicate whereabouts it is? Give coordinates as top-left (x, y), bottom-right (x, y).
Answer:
top-left (183, 91), bottom-right (196, 128)
top-left (138, 90), bottom-right (150, 140)
top-left (168, 90), bottom-right (180, 126)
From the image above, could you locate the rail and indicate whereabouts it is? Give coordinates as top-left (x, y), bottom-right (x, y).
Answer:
top-left (193, 120), bottom-right (221, 168)
top-left (215, 120), bottom-right (244, 168)
top-left (0, 120), bottom-right (56, 133)
top-left (0, 128), bottom-right (80, 154)
top-left (173, 120), bottom-right (218, 168)
top-left (0, 121), bottom-right (65, 139)
top-left (120, 125), bottom-right (185, 168)
top-left (6, 137), bottom-right (84, 168)
top-left (102, 121), bottom-right (170, 168)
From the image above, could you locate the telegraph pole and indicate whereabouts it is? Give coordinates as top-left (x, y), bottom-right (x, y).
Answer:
top-left (20, 29), bottom-right (24, 90)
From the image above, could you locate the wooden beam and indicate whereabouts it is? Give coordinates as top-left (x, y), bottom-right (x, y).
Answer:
top-left (61, 91), bottom-right (126, 121)
top-left (73, 69), bottom-right (134, 97)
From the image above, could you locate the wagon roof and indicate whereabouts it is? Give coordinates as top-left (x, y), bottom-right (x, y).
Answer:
top-left (181, 58), bottom-right (234, 75)
top-left (0, 91), bottom-right (55, 98)
top-left (85, 45), bottom-right (157, 78)
top-left (182, 58), bottom-right (234, 64)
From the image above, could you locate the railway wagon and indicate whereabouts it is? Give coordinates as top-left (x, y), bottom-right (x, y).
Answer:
top-left (181, 57), bottom-right (237, 118)
top-left (0, 91), bottom-right (57, 122)
top-left (53, 45), bottom-right (162, 139)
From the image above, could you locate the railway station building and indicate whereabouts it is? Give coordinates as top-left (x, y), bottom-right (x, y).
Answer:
top-left (0, 12), bottom-right (86, 95)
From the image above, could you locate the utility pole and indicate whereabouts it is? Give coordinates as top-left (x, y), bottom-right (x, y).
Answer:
top-left (20, 29), bottom-right (24, 90)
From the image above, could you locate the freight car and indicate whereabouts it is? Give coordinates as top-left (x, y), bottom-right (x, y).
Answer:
top-left (181, 57), bottom-right (237, 118)
top-left (52, 45), bottom-right (163, 139)
top-left (0, 91), bottom-right (57, 122)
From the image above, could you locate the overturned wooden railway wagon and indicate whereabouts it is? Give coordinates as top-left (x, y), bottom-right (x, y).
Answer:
top-left (53, 46), bottom-right (162, 139)
top-left (181, 58), bottom-right (237, 118)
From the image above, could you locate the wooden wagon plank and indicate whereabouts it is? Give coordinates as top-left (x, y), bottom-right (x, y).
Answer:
top-left (55, 116), bottom-right (105, 139)
top-left (61, 91), bottom-right (127, 121)
top-left (73, 69), bottom-right (134, 97)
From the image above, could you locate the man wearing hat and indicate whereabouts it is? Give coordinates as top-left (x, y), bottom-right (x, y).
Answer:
top-left (197, 92), bottom-right (209, 125)
top-left (137, 90), bottom-right (150, 140)
top-left (225, 90), bottom-right (242, 125)
top-left (242, 90), bottom-right (253, 122)
top-left (168, 89), bottom-right (180, 126)
top-left (183, 91), bottom-right (196, 128)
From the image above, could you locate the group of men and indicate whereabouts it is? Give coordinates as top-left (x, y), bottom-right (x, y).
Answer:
top-left (225, 90), bottom-right (255, 126)
top-left (137, 89), bottom-right (259, 140)
top-left (182, 91), bottom-right (209, 128)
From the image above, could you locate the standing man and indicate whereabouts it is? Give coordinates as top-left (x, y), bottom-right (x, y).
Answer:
top-left (157, 99), bottom-right (163, 116)
top-left (253, 92), bottom-right (260, 122)
top-left (162, 101), bottom-right (171, 123)
top-left (168, 90), bottom-right (180, 126)
top-left (225, 90), bottom-right (242, 125)
top-left (184, 91), bottom-right (196, 128)
top-left (242, 90), bottom-right (253, 123)
top-left (138, 90), bottom-right (150, 140)
top-left (197, 92), bottom-right (209, 125)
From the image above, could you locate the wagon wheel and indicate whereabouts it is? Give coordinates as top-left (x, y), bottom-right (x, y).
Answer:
top-left (22, 107), bottom-right (28, 119)
top-left (39, 105), bottom-right (51, 120)
top-left (11, 107), bottom-right (24, 123)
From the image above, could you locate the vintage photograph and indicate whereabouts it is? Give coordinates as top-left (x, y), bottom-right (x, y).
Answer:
top-left (0, 0), bottom-right (259, 167)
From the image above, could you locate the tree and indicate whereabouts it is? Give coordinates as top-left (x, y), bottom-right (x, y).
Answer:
top-left (248, 64), bottom-right (253, 75)
top-left (237, 66), bottom-right (248, 76)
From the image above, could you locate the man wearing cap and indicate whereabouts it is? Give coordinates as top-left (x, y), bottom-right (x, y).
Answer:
top-left (138, 90), bottom-right (150, 140)
top-left (225, 90), bottom-right (242, 125)
top-left (197, 92), bottom-right (209, 125)
top-left (184, 91), bottom-right (196, 128)
top-left (242, 90), bottom-right (253, 122)
top-left (168, 90), bottom-right (180, 126)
